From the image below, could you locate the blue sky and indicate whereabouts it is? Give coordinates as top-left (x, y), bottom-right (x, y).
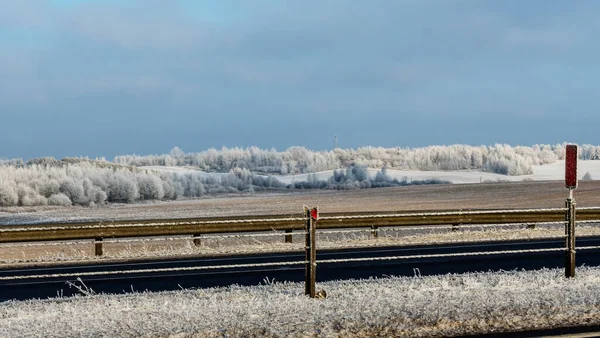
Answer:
top-left (1, 1), bottom-right (599, 160)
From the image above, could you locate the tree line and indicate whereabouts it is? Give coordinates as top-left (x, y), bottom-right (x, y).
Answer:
top-left (0, 159), bottom-right (279, 207)
top-left (2, 143), bottom-right (597, 207)
top-left (113, 143), bottom-right (600, 176)
top-left (0, 158), bottom-right (446, 207)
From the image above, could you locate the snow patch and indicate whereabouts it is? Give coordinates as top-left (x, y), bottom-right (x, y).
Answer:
top-left (276, 160), bottom-right (600, 185)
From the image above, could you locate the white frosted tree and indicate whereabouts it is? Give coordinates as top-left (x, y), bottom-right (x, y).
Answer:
top-left (137, 175), bottom-right (165, 200)
top-left (108, 173), bottom-right (140, 203)
top-left (0, 183), bottom-right (19, 206)
top-left (48, 193), bottom-right (73, 206)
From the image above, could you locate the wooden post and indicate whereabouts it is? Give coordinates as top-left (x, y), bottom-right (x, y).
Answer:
top-left (193, 234), bottom-right (201, 247)
top-left (305, 207), bottom-right (317, 298)
top-left (94, 238), bottom-right (103, 257)
top-left (452, 223), bottom-right (460, 232)
top-left (285, 229), bottom-right (293, 243)
top-left (565, 197), bottom-right (576, 278)
top-left (371, 225), bottom-right (379, 239)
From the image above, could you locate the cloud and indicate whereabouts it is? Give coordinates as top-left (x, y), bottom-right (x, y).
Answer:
top-left (1, 0), bottom-right (600, 159)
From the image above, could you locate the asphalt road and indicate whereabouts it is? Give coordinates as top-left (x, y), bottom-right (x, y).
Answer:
top-left (1, 237), bottom-right (599, 301)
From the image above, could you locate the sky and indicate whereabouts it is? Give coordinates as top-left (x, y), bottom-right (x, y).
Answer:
top-left (1, 0), bottom-right (599, 160)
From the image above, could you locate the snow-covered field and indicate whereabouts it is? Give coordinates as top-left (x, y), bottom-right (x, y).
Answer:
top-left (277, 160), bottom-right (600, 185)
top-left (145, 160), bottom-right (600, 185)
top-left (142, 166), bottom-right (225, 179)
top-left (2, 267), bottom-right (600, 337)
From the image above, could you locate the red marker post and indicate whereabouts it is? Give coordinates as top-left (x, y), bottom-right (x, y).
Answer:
top-left (565, 144), bottom-right (578, 193)
top-left (564, 144), bottom-right (577, 278)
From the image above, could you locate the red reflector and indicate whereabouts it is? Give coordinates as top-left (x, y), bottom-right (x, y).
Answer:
top-left (310, 208), bottom-right (318, 221)
top-left (565, 145), bottom-right (578, 189)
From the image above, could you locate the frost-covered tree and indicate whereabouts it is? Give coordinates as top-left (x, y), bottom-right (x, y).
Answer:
top-left (48, 193), bottom-right (73, 206)
top-left (114, 143), bottom-right (596, 176)
top-left (0, 184), bottom-right (19, 206)
top-left (137, 175), bottom-right (165, 200)
top-left (0, 158), bottom-right (293, 206)
top-left (107, 173), bottom-right (140, 203)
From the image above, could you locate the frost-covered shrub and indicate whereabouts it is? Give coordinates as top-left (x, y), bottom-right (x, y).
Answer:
top-left (107, 173), bottom-right (139, 203)
top-left (178, 174), bottom-right (204, 197)
top-left (48, 193), bottom-right (72, 206)
top-left (0, 184), bottom-right (19, 206)
top-left (21, 194), bottom-right (47, 206)
top-left (39, 179), bottom-right (60, 198)
top-left (137, 175), bottom-right (165, 200)
top-left (60, 179), bottom-right (87, 205)
top-left (16, 184), bottom-right (47, 206)
top-left (86, 185), bottom-right (107, 205)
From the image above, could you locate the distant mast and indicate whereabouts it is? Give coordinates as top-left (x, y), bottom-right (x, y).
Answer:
top-left (333, 135), bottom-right (338, 150)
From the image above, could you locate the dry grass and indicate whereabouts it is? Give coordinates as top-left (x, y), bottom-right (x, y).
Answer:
top-left (3, 267), bottom-right (600, 337)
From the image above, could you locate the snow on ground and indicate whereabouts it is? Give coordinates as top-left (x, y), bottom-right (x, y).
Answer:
top-left (2, 267), bottom-right (600, 337)
top-left (279, 160), bottom-right (600, 184)
top-left (142, 166), bottom-right (200, 173)
top-left (376, 160), bottom-right (600, 184)
top-left (142, 166), bottom-right (227, 179)
top-left (145, 161), bottom-right (600, 185)
top-left (273, 170), bottom-right (337, 184)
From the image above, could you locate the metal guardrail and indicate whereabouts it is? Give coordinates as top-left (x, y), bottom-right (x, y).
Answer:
top-left (1, 205), bottom-right (599, 298)
top-left (2, 207), bottom-right (600, 243)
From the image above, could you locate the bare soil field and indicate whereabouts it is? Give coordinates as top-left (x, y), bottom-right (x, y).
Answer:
top-left (2, 181), bottom-right (600, 224)
top-left (1, 181), bottom-right (599, 266)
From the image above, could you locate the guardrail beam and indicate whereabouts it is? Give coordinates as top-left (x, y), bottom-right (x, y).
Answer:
top-left (1, 208), bottom-right (598, 246)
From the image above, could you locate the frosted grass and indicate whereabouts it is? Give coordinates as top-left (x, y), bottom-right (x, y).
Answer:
top-left (2, 267), bottom-right (600, 337)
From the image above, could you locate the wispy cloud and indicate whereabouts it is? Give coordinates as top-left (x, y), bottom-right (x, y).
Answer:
top-left (2, 0), bottom-right (600, 158)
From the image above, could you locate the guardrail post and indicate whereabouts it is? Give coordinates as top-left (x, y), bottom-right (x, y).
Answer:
top-left (371, 225), bottom-right (379, 239)
top-left (565, 198), bottom-right (576, 278)
top-left (94, 238), bottom-right (103, 257)
top-left (452, 223), bottom-right (460, 232)
top-left (193, 234), bottom-right (202, 247)
top-left (285, 229), bottom-right (293, 243)
top-left (305, 207), bottom-right (317, 298)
